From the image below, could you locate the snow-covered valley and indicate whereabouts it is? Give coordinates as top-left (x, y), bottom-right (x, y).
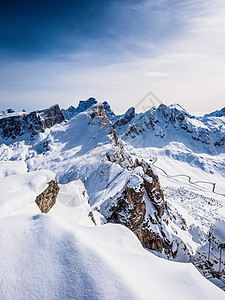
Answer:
top-left (0, 99), bottom-right (225, 299)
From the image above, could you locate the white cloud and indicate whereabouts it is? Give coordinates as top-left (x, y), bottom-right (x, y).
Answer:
top-left (144, 71), bottom-right (170, 78)
top-left (0, 0), bottom-right (225, 115)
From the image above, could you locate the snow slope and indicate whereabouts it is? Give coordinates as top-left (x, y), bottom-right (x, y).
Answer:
top-left (0, 100), bottom-right (225, 297)
top-left (122, 103), bottom-right (225, 155)
top-left (0, 162), bottom-right (224, 300)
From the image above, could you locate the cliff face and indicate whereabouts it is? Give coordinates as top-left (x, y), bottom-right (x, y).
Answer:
top-left (0, 105), bottom-right (65, 141)
top-left (105, 129), bottom-right (186, 258)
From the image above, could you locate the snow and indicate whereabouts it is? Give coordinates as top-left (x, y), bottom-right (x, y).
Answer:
top-left (0, 160), bottom-right (27, 179)
top-left (212, 219), bottom-right (225, 244)
top-left (0, 111), bottom-right (27, 119)
top-left (0, 159), bottom-right (224, 299)
top-left (0, 199), bottom-right (223, 299)
top-left (0, 101), bottom-right (225, 298)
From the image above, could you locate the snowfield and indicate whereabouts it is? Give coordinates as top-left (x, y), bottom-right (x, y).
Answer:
top-left (0, 163), bottom-right (224, 300)
top-left (0, 100), bottom-right (225, 299)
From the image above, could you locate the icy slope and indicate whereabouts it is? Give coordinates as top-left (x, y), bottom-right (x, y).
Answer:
top-left (0, 162), bottom-right (224, 300)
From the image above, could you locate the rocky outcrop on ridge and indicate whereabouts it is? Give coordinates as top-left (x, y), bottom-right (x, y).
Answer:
top-left (105, 129), bottom-right (186, 258)
top-left (35, 180), bottom-right (60, 213)
top-left (114, 107), bottom-right (135, 128)
top-left (89, 104), bottom-right (108, 124)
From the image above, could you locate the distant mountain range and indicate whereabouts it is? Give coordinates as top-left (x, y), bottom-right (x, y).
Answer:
top-left (1, 99), bottom-right (224, 154)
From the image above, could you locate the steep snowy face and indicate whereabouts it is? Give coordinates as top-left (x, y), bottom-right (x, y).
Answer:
top-left (0, 105), bottom-right (65, 144)
top-left (122, 103), bottom-right (225, 154)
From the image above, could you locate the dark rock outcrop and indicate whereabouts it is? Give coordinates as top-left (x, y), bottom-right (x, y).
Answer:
top-left (89, 104), bottom-right (108, 124)
top-left (0, 105), bottom-right (65, 141)
top-left (102, 101), bottom-right (116, 120)
top-left (105, 130), bottom-right (180, 257)
top-left (62, 98), bottom-right (98, 120)
top-left (114, 107), bottom-right (135, 128)
top-left (35, 180), bottom-right (60, 213)
top-left (88, 211), bottom-right (97, 225)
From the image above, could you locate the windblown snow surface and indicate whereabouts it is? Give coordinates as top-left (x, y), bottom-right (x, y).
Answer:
top-left (0, 102), bottom-right (225, 299)
top-left (0, 161), bottom-right (224, 300)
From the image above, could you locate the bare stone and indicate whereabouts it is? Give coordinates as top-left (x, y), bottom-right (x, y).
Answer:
top-left (35, 180), bottom-right (60, 213)
top-left (88, 211), bottom-right (97, 225)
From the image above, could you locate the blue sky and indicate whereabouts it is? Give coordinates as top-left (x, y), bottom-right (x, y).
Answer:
top-left (0, 0), bottom-right (225, 114)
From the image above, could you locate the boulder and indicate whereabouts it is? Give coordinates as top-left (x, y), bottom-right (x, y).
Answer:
top-left (35, 180), bottom-right (60, 213)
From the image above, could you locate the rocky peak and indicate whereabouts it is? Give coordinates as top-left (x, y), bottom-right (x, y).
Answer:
top-left (76, 97), bottom-right (98, 114)
top-left (0, 104), bottom-right (65, 142)
top-left (102, 101), bottom-right (116, 120)
top-left (62, 98), bottom-right (98, 120)
top-left (155, 103), bottom-right (193, 126)
top-left (0, 108), bottom-right (15, 116)
top-left (123, 103), bottom-right (225, 154)
top-left (114, 107), bottom-right (136, 128)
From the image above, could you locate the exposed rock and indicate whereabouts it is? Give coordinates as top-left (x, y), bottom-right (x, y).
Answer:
top-left (204, 106), bottom-right (225, 118)
top-left (88, 211), bottom-right (97, 225)
top-left (105, 130), bottom-right (181, 257)
top-left (123, 103), bottom-right (225, 154)
top-left (114, 107), bottom-right (135, 128)
top-left (90, 104), bottom-right (108, 124)
top-left (35, 180), bottom-right (60, 213)
top-left (6, 109), bottom-right (15, 114)
top-left (0, 108), bottom-right (15, 116)
top-left (62, 98), bottom-right (97, 120)
top-left (106, 128), bottom-right (134, 169)
top-left (0, 105), bottom-right (65, 141)
top-left (102, 101), bottom-right (116, 120)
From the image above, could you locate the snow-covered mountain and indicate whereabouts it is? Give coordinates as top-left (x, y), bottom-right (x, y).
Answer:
top-left (122, 103), bottom-right (225, 155)
top-left (204, 107), bottom-right (225, 118)
top-left (0, 99), bottom-right (225, 299)
top-left (0, 105), bottom-right (65, 144)
top-left (62, 97), bottom-right (116, 121)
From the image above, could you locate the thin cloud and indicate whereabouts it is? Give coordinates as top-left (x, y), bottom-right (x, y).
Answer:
top-left (144, 71), bottom-right (170, 78)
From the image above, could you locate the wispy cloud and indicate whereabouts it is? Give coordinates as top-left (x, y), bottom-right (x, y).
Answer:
top-left (0, 0), bottom-right (225, 115)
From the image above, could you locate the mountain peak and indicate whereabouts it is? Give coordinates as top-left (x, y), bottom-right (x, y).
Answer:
top-left (62, 97), bottom-right (98, 120)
